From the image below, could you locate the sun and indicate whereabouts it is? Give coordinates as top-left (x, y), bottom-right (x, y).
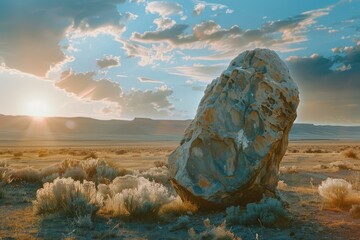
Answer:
top-left (26, 100), bottom-right (49, 118)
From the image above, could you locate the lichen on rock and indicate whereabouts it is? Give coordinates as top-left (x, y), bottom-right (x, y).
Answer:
top-left (168, 48), bottom-right (299, 209)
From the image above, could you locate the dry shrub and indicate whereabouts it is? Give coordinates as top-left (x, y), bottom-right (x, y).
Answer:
top-left (58, 159), bottom-right (119, 183)
top-left (159, 196), bottom-right (198, 220)
top-left (279, 165), bottom-right (298, 174)
top-left (226, 198), bottom-right (290, 227)
top-left (304, 148), bottom-right (328, 153)
top-left (42, 173), bottom-right (60, 183)
top-left (63, 167), bottom-right (87, 181)
top-left (318, 178), bottom-right (360, 209)
top-left (289, 149), bottom-right (299, 153)
top-left (349, 204), bottom-right (360, 219)
top-left (13, 152), bottom-right (23, 157)
top-left (115, 150), bottom-right (127, 155)
top-left (0, 160), bottom-right (8, 167)
top-left (101, 176), bottom-right (174, 218)
top-left (154, 160), bottom-right (168, 168)
top-left (33, 177), bottom-right (103, 216)
top-left (277, 180), bottom-right (287, 190)
top-left (329, 161), bottom-right (354, 170)
top-left (138, 166), bottom-right (169, 187)
top-left (342, 149), bottom-right (358, 159)
top-left (189, 219), bottom-right (241, 240)
top-left (59, 159), bottom-right (80, 174)
top-left (4, 167), bottom-right (41, 183)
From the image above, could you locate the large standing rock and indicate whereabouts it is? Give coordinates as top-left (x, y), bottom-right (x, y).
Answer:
top-left (168, 48), bottom-right (299, 209)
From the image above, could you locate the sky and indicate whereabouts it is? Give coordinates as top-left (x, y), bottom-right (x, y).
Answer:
top-left (0, 0), bottom-right (359, 125)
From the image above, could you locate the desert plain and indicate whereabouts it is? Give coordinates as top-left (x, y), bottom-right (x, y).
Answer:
top-left (0, 140), bottom-right (359, 240)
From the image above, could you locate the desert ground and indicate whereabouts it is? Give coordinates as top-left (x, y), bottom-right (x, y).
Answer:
top-left (0, 140), bottom-right (360, 240)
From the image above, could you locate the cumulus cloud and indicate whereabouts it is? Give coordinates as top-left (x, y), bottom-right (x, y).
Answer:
top-left (0, 0), bottom-right (127, 77)
top-left (146, 1), bottom-right (183, 17)
top-left (96, 56), bottom-right (121, 69)
top-left (55, 70), bottom-right (123, 102)
top-left (287, 42), bottom-right (360, 124)
top-left (55, 70), bottom-right (174, 118)
top-left (153, 18), bottom-right (176, 30)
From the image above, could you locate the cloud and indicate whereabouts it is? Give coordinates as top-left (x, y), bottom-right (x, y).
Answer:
top-left (0, 0), bottom-right (126, 77)
top-left (132, 24), bottom-right (189, 42)
top-left (193, 3), bottom-right (206, 16)
top-left (193, 1), bottom-right (233, 16)
top-left (96, 56), bottom-right (121, 69)
top-left (138, 77), bottom-right (164, 84)
top-left (153, 18), bottom-right (176, 30)
top-left (55, 70), bottom-right (174, 118)
top-left (124, 85), bottom-right (174, 117)
top-left (287, 42), bottom-right (360, 124)
top-left (172, 64), bottom-right (226, 82)
top-left (122, 40), bottom-right (173, 66)
top-left (55, 70), bottom-right (123, 102)
top-left (226, 9), bottom-right (234, 14)
top-left (131, 6), bottom-right (331, 64)
top-left (146, 1), bottom-right (183, 17)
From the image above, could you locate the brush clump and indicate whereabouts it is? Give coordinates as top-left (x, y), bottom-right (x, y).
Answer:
top-left (33, 177), bottom-right (103, 216)
top-left (226, 197), bottom-right (290, 227)
top-left (101, 175), bottom-right (174, 218)
top-left (318, 178), bottom-right (353, 209)
top-left (189, 218), bottom-right (241, 240)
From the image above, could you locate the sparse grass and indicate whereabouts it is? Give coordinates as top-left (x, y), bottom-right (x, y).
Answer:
top-left (0, 160), bottom-right (8, 167)
top-left (13, 152), bottom-right (23, 157)
top-left (159, 196), bottom-right (198, 220)
top-left (83, 152), bottom-right (98, 160)
top-left (288, 149), bottom-right (299, 153)
top-left (329, 161), bottom-right (354, 170)
top-left (343, 149), bottom-right (358, 159)
top-left (304, 149), bottom-right (328, 153)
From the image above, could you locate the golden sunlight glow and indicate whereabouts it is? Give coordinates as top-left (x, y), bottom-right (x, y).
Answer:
top-left (26, 100), bottom-right (50, 118)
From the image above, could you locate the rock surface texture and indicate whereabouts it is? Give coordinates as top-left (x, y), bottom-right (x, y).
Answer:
top-left (168, 48), bottom-right (299, 209)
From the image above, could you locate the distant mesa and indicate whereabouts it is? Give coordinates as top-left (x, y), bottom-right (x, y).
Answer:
top-left (0, 115), bottom-right (359, 143)
top-left (168, 48), bottom-right (299, 209)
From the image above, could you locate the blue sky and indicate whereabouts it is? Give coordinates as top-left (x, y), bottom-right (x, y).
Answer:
top-left (0, 0), bottom-right (359, 124)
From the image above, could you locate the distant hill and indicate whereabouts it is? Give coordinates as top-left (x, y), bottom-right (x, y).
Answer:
top-left (0, 115), bottom-right (359, 142)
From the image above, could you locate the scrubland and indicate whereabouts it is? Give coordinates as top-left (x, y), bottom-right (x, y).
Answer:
top-left (0, 141), bottom-right (360, 239)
